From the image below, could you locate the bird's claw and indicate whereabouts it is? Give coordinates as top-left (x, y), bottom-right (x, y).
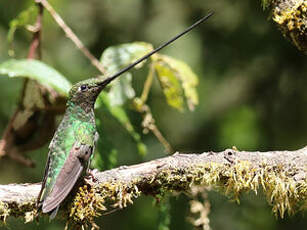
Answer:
top-left (85, 169), bottom-right (98, 183)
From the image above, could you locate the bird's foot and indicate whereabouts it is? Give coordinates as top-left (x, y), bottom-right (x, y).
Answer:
top-left (85, 169), bottom-right (98, 184)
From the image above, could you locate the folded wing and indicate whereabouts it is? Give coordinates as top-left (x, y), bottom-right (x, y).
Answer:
top-left (42, 143), bottom-right (91, 213)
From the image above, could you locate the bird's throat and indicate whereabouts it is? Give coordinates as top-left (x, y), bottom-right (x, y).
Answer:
top-left (66, 101), bottom-right (96, 123)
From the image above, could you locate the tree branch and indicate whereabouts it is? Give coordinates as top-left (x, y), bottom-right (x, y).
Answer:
top-left (0, 147), bottom-right (306, 226)
top-left (268, 0), bottom-right (307, 53)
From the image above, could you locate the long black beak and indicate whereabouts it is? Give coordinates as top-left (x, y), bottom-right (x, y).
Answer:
top-left (98, 12), bottom-right (214, 88)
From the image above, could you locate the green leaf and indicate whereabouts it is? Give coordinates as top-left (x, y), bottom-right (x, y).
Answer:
top-left (154, 60), bottom-right (184, 111)
top-left (155, 55), bottom-right (199, 111)
top-left (97, 92), bottom-right (147, 156)
top-left (7, 5), bottom-right (37, 56)
top-left (0, 59), bottom-right (71, 96)
top-left (108, 72), bottom-right (135, 106)
top-left (100, 42), bottom-right (153, 106)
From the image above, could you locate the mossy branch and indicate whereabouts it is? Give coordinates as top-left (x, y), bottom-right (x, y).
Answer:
top-left (265, 0), bottom-right (307, 53)
top-left (0, 146), bottom-right (307, 227)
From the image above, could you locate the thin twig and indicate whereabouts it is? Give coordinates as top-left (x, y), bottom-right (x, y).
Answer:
top-left (37, 0), bottom-right (106, 74)
top-left (27, 3), bottom-right (43, 59)
top-left (149, 124), bottom-right (173, 153)
top-left (140, 63), bottom-right (154, 103)
top-left (136, 64), bottom-right (173, 154)
top-left (135, 102), bottom-right (173, 154)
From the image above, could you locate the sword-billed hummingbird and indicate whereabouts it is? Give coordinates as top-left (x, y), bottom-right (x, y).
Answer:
top-left (37, 12), bottom-right (213, 218)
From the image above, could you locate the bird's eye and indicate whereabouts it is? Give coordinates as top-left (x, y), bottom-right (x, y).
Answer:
top-left (80, 84), bottom-right (88, 92)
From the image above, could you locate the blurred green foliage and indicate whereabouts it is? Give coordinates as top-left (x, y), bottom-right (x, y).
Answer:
top-left (218, 106), bottom-right (261, 149)
top-left (0, 0), bottom-right (306, 230)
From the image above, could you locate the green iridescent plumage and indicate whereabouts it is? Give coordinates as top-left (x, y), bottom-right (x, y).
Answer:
top-left (37, 78), bottom-right (104, 217)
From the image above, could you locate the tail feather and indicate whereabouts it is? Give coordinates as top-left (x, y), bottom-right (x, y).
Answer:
top-left (49, 205), bottom-right (60, 220)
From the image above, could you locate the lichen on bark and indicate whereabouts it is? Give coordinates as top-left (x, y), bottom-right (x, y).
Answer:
top-left (0, 147), bottom-right (306, 229)
top-left (263, 0), bottom-right (307, 53)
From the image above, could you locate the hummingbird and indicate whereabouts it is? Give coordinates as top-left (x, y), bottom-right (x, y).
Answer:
top-left (37, 12), bottom-right (213, 219)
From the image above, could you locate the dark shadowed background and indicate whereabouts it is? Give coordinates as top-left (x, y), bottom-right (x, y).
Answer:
top-left (0, 0), bottom-right (306, 229)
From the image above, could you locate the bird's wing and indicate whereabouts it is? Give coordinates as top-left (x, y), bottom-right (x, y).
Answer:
top-left (37, 152), bottom-right (51, 208)
top-left (42, 142), bottom-right (93, 213)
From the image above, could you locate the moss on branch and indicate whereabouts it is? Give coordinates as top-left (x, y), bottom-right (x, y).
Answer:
top-left (263, 0), bottom-right (307, 53)
top-left (0, 147), bottom-right (306, 229)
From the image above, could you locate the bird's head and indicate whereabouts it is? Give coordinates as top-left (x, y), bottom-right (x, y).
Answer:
top-left (68, 77), bottom-right (108, 107)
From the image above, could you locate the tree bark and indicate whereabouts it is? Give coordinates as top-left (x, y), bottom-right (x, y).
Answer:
top-left (270, 0), bottom-right (307, 53)
top-left (0, 146), bottom-right (306, 225)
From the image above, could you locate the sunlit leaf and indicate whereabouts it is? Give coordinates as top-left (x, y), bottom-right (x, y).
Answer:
top-left (0, 59), bottom-right (71, 96)
top-left (157, 55), bottom-right (199, 111)
top-left (154, 60), bottom-right (184, 111)
top-left (100, 42), bottom-right (153, 106)
top-left (96, 92), bottom-right (147, 156)
top-left (7, 5), bottom-right (37, 56)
